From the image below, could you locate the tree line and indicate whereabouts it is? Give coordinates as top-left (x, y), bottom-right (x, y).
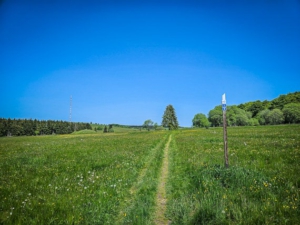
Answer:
top-left (193, 91), bottom-right (300, 127)
top-left (0, 118), bottom-right (92, 137)
top-left (142, 105), bottom-right (180, 131)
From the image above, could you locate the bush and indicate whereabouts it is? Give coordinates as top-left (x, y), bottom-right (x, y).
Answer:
top-left (257, 109), bottom-right (270, 125)
top-left (282, 103), bottom-right (300, 123)
top-left (248, 118), bottom-right (259, 126)
top-left (193, 113), bottom-right (210, 128)
top-left (267, 109), bottom-right (284, 125)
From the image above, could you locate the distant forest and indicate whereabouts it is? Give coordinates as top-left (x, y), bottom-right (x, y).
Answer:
top-left (207, 91), bottom-right (300, 127)
top-left (1, 92), bottom-right (300, 136)
top-left (0, 119), bottom-right (92, 137)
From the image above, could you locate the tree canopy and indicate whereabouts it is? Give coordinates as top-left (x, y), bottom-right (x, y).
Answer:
top-left (0, 118), bottom-right (92, 137)
top-left (282, 103), bottom-right (300, 123)
top-left (162, 105), bottom-right (179, 130)
top-left (143, 119), bottom-right (154, 131)
top-left (192, 113), bottom-right (210, 128)
top-left (207, 91), bottom-right (300, 127)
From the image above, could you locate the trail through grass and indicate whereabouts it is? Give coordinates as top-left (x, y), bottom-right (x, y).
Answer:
top-left (154, 135), bottom-right (172, 225)
top-left (116, 134), bottom-right (168, 224)
top-left (1, 125), bottom-right (300, 224)
top-left (0, 132), bottom-right (166, 224)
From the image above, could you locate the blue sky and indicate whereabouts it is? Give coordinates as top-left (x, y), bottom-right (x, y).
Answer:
top-left (1, 0), bottom-right (299, 127)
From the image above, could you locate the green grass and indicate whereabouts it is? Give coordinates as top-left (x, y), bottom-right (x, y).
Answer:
top-left (1, 125), bottom-right (300, 224)
top-left (118, 134), bottom-right (169, 225)
top-left (90, 124), bottom-right (144, 133)
top-left (72, 129), bottom-right (96, 135)
top-left (166, 125), bottom-right (300, 224)
top-left (0, 131), bottom-right (166, 224)
top-left (112, 127), bottom-right (142, 133)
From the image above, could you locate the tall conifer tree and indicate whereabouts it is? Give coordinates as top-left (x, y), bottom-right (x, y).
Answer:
top-left (162, 104), bottom-right (179, 130)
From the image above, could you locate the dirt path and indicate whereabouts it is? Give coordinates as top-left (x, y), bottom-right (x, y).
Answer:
top-left (116, 135), bottom-right (168, 224)
top-left (154, 134), bottom-right (172, 225)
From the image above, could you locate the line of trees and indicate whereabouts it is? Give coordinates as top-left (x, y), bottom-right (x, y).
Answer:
top-left (103, 124), bottom-right (114, 133)
top-left (0, 118), bottom-right (92, 137)
top-left (193, 91), bottom-right (300, 127)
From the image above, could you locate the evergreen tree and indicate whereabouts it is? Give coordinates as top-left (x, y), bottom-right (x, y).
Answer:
top-left (103, 126), bottom-right (108, 133)
top-left (108, 124), bottom-right (114, 132)
top-left (162, 105), bottom-right (179, 130)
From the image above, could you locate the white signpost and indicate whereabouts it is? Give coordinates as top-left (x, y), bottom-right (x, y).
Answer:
top-left (222, 94), bottom-right (229, 168)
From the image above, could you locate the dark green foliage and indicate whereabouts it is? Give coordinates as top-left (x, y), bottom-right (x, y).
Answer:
top-left (227, 106), bottom-right (249, 126)
top-left (267, 109), bottom-right (284, 125)
top-left (212, 91), bottom-right (300, 127)
top-left (257, 109), bottom-right (284, 125)
top-left (238, 92), bottom-right (300, 112)
top-left (108, 125), bottom-right (114, 133)
top-left (208, 106), bottom-right (250, 127)
top-left (162, 105), bottom-right (179, 130)
top-left (282, 103), bottom-right (300, 123)
top-left (103, 126), bottom-right (108, 133)
top-left (257, 109), bottom-right (270, 125)
top-left (248, 100), bottom-right (265, 117)
top-left (208, 106), bottom-right (223, 127)
top-left (0, 118), bottom-right (92, 137)
top-left (269, 92), bottom-right (300, 110)
top-left (10, 124), bottom-right (24, 136)
top-left (101, 124), bottom-right (114, 133)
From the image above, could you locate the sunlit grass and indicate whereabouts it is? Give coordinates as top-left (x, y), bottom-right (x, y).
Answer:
top-left (1, 125), bottom-right (299, 224)
top-left (167, 125), bottom-right (300, 224)
top-left (0, 132), bottom-right (166, 224)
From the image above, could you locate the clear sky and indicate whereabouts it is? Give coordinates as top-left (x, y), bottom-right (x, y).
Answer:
top-left (1, 0), bottom-right (299, 127)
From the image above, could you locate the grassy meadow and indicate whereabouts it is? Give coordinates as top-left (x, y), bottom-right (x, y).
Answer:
top-left (167, 125), bottom-right (300, 224)
top-left (0, 131), bottom-right (167, 224)
top-left (1, 125), bottom-right (299, 224)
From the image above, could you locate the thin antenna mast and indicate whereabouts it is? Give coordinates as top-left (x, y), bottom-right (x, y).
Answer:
top-left (69, 95), bottom-right (72, 123)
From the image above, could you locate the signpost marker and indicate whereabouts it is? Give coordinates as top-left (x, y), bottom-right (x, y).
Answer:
top-left (222, 94), bottom-right (229, 168)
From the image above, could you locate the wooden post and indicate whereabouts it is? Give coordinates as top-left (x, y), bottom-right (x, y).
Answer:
top-left (223, 110), bottom-right (229, 168)
top-left (222, 94), bottom-right (229, 168)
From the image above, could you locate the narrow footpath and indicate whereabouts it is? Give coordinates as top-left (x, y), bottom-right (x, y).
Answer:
top-left (116, 135), bottom-right (168, 224)
top-left (153, 134), bottom-right (172, 225)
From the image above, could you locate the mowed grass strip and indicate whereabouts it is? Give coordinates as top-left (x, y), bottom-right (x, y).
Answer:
top-left (0, 131), bottom-right (166, 224)
top-left (115, 133), bottom-right (168, 224)
top-left (167, 125), bottom-right (300, 224)
top-left (153, 134), bottom-right (172, 225)
top-left (119, 134), bottom-right (170, 225)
